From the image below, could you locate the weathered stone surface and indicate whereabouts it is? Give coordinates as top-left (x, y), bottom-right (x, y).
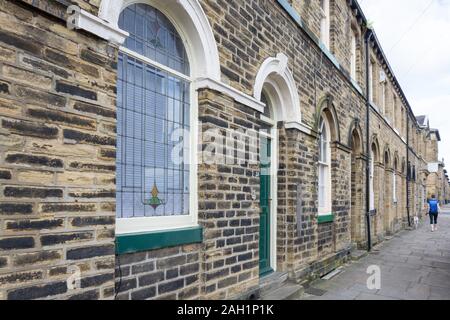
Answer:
top-left (17, 171), bottom-right (54, 184)
top-left (40, 232), bottom-right (93, 246)
top-left (3, 187), bottom-right (63, 199)
top-left (0, 237), bottom-right (35, 251)
top-left (0, 0), bottom-right (115, 300)
top-left (68, 290), bottom-right (99, 300)
top-left (0, 257), bottom-right (7, 268)
top-left (71, 216), bottom-right (114, 227)
top-left (15, 85), bottom-right (66, 108)
top-left (63, 129), bottom-right (115, 146)
top-left (0, 81), bottom-right (9, 94)
top-left (7, 281), bottom-right (67, 300)
top-left (68, 189), bottom-right (115, 199)
top-left (68, 162), bottom-right (115, 172)
top-left (3, 65), bottom-right (52, 89)
top-left (80, 273), bottom-right (114, 288)
top-left (26, 108), bottom-right (96, 130)
top-left (13, 250), bottom-right (61, 266)
top-left (2, 119), bottom-right (59, 139)
top-left (5, 153), bottom-right (63, 168)
top-left (6, 219), bottom-right (64, 231)
top-left (0, 170), bottom-right (12, 180)
top-left (73, 101), bottom-right (116, 119)
top-left (0, 29), bottom-right (41, 56)
top-left (66, 245), bottom-right (114, 260)
top-left (20, 55), bottom-right (70, 79)
top-left (39, 203), bottom-right (96, 213)
top-left (0, 271), bottom-right (42, 287)
top-left (56, 81), bottom-right (97, 100)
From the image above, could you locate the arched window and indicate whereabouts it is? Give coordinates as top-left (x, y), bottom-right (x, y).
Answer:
top-left (350, 31), bottom-right (357, 81)
top-left (368, 59), bottom-right (373, 102)
top-left (393, 159), bottom-right (398, 203)
top-left (116, 3), bottom-right (194, 233)
top-left (392, 93), bottom-right (397, 129)
top-left (320, 0), bottom-right (331, 49)
top-left (318, 116), bottom-right (332, 214)
top-left (369, 145), bottom-right (376, 211)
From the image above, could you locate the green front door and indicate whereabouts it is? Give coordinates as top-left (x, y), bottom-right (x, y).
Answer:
top-left (259, 136), bottom-right (273, 276)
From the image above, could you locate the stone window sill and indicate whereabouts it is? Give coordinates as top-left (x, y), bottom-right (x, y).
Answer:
top-left (318, 214), bottom-right (334, 224)
top-left (116, 226), bottom-right (203, 255)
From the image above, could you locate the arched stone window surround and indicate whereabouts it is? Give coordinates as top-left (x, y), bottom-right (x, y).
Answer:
top-left (73, 0), bottom-right (267, 112)
top-left (254, 53), bottom-right (302, 128)
top-left (348, 119), bottom-right (364, 154)
top-left (370, 135), bottom-right (381, 163)
top-left (316, 95), bottom-right (340, 143)
top-left (98, 0), bottom-right (220, 81)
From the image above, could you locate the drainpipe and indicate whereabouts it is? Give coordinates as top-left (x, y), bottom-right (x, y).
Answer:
top-left (406, 114), bottom-right (411, 227)
top-left (364, 29), bottom-right (374, 252)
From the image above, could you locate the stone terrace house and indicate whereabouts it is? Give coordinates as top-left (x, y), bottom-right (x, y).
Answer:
top-left (0, 0), bottom-right (445, 300)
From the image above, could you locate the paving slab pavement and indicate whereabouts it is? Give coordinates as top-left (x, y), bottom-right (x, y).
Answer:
top-left (300, 206), bottom-right (450, 300)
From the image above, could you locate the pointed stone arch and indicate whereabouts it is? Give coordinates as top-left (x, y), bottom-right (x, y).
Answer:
top-left (370, 134), bottom-right (381, 163)
top-left (348, 118), bottom-right (364, 154)
top-left (383, 145), bottom-right (392, 169)
top-left (316, 94), bottom-right (341, 143)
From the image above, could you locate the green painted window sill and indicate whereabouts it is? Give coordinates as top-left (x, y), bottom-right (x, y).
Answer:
top-left (318, 214), bottom-right (334, 224)
top-left (116, 226), bottom-right (203, 255)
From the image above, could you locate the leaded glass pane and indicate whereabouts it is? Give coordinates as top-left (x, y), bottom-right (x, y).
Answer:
top-left (319, 119), bottom-right (328, 163)
top-left (116, 52), bottom-right (190, 218)
top-left (318, 164), bottom-right (326, 208)
top-left (119, 3), bottom-right (190, 75)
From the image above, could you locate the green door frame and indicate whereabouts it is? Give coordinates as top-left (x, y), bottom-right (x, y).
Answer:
top-left (259, 136), bottom-right (273, 277)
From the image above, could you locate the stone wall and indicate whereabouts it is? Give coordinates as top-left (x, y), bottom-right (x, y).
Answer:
top-left (0, 0), bottom-right (116, 300)
top-left (115, 244), bottom-right (201, 300)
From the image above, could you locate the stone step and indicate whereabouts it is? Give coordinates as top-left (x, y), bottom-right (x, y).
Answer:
top-left (260, 283), bottom-right (304, 300)
top-left (350, 250), bottom-right (368, 261)
top-left (259, 272), bottom-right (288, 296)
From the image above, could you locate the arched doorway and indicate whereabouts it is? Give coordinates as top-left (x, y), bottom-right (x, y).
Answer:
top-left (383, 149), bottom-right (392, 235)
top-left (258, 89), bottom-right (278, 277)
top-left (254, 53), bottom-right (302, 276)
top-left (350, 125), bottom-right (363, 247)
top-left (369, 138), bottom-right (380, 240)
top-left (393, 155), bottom-right (399, 232)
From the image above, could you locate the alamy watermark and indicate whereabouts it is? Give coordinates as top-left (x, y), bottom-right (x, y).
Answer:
top-left (66, 5), bottom-right (80, 30)
top-left (67, 265), bottom-right (82, 291)
top-left (366, 265), bottom-right (381, 290)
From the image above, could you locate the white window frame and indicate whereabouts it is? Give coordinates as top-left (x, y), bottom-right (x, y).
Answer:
top-left (115, 8), bottom-right (198, 235)
top-left (368, 60), bottom-right (373, 103)
top-left (350, 31), bottom-right (357, 81)
top-left (393, 170), bottom-right (397, 204)
top-left (318, 117), bottom-right (332, 215)
top-left (320, 0), bottom-right (331, 49)
top-left (369, 148), bottom-right (375, 211)
top-left (380, 80), bottom-right (386, 115)
top-left (392, 93), bottom-right (397, 129)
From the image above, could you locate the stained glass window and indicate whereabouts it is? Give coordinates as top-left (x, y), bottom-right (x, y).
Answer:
top-left (116, 4), bottom-right (190, 219)
top-left (119, 3), bottom-right (190, 75)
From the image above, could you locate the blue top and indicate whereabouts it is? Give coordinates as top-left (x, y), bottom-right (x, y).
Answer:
top-left (428, 199), bottom-right (439, 214)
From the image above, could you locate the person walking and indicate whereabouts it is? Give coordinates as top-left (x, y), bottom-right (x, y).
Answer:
top-left (427, 195), bottom-right (440, 232)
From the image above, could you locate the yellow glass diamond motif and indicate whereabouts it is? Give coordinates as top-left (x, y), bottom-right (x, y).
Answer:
top-left (147, 184), bottom-right (164, 209)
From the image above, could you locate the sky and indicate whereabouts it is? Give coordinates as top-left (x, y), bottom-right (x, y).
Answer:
top-left (358, 0), bottom-right (450, 166)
